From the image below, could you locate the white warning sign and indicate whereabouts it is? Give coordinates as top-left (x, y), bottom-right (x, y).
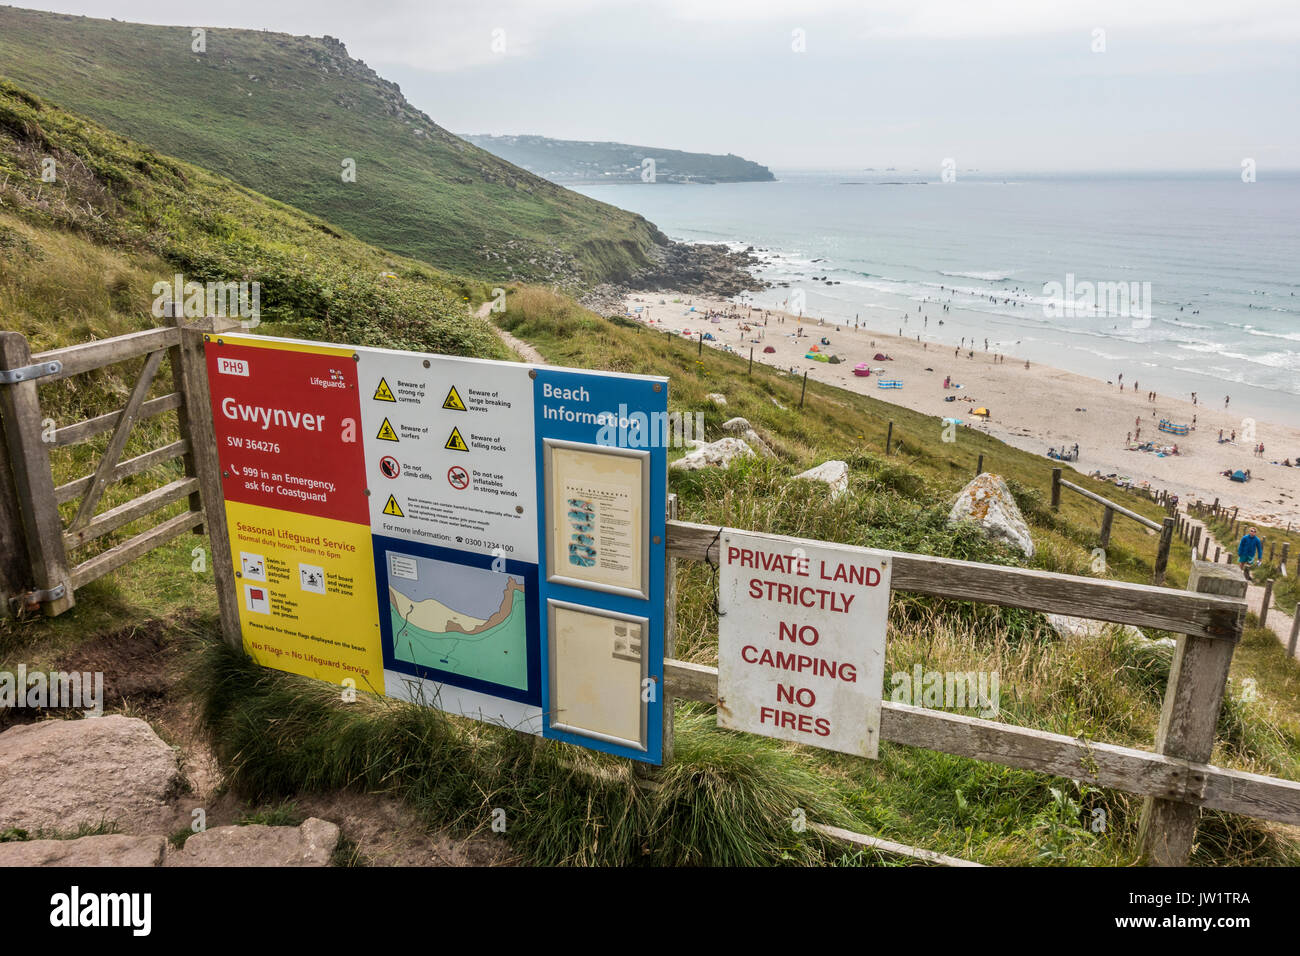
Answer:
top-left (357, 349), bottom-right (538, 561)
top-left (717, 529), bottom-right (890, 758)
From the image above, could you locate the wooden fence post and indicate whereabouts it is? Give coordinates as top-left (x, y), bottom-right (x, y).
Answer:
top-left (1137, 560), bottom-right (1246, 865)
top-left (0, 332), bottom-right (74, 615)
top-left (885, 421), bottom-right (893, 456)
top-left (1260, 579), bottom-right (1274, 629)
top-left (663, 493), bottom-right (678, 764)
top-left (799, 370), bottom-right (808, 409)
top-left (1289, 610), bottom-right (1300, 659)
top-left (976, 453), bottom-right (983, 476)
top-left (1213, 546), bottom-right (1220, 563)
top-left (0, 381), bottom-right (31, 615)
top-left (1153, 517), bottom-right (1174, 586)
top-left (167, 307), bottom-right (206, 534)
top-left (1099, 506), bottom-right (1114, 549)
top-left (1050, 468), bottom-right (1061, 511)
top-left (175, 318), bottom-right (243, 651)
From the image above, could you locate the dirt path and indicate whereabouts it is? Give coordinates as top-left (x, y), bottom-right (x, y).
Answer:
top-left (1185, 513), bottom-right (1298, 655)
top-left (475, 302), bottom-right (546, 364)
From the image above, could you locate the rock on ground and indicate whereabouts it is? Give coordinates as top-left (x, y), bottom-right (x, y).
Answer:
top-left (794, 461), bottom-right (849, 499)
top-left (0, 715), bottom-right (180, 834)
top-left (948, 473), bottom-right (1035, 557)
top-left (0, 834), bottom-right (165, 867)
top-left (706, 393), bottom-right (727, 407)
top-left (166, 818), bottom-right (340, 867)
top-left (1045, 614), bottom-right (1173, 649)
top-left (671, 437), bottom-right (754, 471)
top-left (722, 417), bottom-right (774, 457)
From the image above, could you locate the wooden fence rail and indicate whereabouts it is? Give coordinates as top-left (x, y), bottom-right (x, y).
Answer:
top-left (662, 519), bottom-right (1289, 865)
top-left (1051, 467), bottom-right (1176, 585)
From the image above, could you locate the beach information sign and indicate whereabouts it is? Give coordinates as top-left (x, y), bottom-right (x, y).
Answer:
top-left (205, 332), bottom-right (668, 764)
top-left (716, 530), bottom-right (891, 758)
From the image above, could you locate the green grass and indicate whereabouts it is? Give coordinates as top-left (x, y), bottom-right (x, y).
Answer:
top-left (0, 7), bottom-right (667, 287)
top-left (0, 76), bottom-right (514, 610)
top-left (190, 633), bottom-right (852, 866)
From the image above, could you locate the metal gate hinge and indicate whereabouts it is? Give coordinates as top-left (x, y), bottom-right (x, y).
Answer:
top-left (10, 583), bottom-right (66, 611)
top-left (0, 359), bottom-right (62, 384)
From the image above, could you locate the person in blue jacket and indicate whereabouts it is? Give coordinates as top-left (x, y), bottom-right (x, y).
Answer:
top-left (1238, 527), bottom-right (1264, 580)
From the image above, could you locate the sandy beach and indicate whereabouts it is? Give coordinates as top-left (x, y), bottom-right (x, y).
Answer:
top-left (622, 291), bottom-right (1300, 527)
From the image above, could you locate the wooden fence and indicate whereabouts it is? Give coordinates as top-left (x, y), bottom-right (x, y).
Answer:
top-left (0, 313), bottom-right (237, 616)
top-left (1051, 467), bottom-right (1176, 585)
top-left (661, 519), bottom-right (1300, 866)
top-left (4, 320), bottom-right (1297, 867)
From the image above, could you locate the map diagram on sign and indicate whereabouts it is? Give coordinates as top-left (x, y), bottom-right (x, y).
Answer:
top-left (387, 552), bottom-right (528, 691)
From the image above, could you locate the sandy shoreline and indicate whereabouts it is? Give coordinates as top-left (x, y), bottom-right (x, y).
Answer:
top-left (622, 290), bottom-right (1300, 527)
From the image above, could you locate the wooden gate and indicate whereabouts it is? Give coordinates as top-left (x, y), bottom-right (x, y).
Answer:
top-left (0, 312), bottom-right (237, 616)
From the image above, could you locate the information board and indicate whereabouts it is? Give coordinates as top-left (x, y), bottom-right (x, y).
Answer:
top-left (205, 332), bottom-right (667, 763)
top-left (716, 530), bottom-right (891, 758)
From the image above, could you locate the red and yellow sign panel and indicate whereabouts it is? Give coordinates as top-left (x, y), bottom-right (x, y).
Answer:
top-left (206, 337), bottom-right (382, 688)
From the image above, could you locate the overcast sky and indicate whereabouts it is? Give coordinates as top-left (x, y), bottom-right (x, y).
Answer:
top-left (22, 0), bottom-right (1300, 171)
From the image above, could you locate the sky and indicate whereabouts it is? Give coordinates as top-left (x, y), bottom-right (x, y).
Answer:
top-left (19, 0), bottom-right (1300, 171)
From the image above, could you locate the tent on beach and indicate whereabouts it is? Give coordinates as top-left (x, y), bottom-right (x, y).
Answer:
top-left (763, 346), bottom-right (776, 353)
top-left (973, 407), bottom-right (991, 418)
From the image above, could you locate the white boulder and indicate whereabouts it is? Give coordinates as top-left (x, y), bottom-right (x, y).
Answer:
top-left (794, 461), bottom-right (850, 499)
top-left (722, 417), bottom-right (774, 457)
top-left (949, 473), bottom-right (1035, 557)
top-left (706, 393), bottom-right (727, 407)
top-left (671, 437), bottom-right (754, 471)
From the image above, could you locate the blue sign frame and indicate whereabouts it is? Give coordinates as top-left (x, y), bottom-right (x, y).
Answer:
top-left (533, 367), bottom-right (668, 764)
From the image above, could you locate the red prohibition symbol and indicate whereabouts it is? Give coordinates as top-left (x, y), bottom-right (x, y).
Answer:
top-left (447, 465), bottom-right (470, 490)
top-left (379, 456), bottom-right (401, 479)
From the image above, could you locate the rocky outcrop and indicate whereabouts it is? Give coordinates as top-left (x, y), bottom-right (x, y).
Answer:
top-left (949, 473), bottom-right (1035, 557)
top-left (722, 417), bottom-right (775, 458)
top-left (0, 716), bottom-right (180, 834)
top-left (0, 834), bottom-right (166, 867)
top-left (167, 818), bottom-right (340, 867)
top-left (706, 393), bottom-right (728, 407)
top-left (794, 461), bottom-right (849, 499)
top-left (671, 437), bottom-right (754, 471)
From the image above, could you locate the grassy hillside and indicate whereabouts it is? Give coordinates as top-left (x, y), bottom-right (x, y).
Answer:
top-left (461, 134), bottom-right (776, 184)
top-left (0, 6), bottom-right (667, 287)
top-left (0, 76), bottom-right (511, 603)
top-left (3, 68), bottom-right (1297, 864)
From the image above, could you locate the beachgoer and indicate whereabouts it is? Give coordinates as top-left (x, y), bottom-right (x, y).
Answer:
top-left (1237, 527), bottom-right (1263, 580)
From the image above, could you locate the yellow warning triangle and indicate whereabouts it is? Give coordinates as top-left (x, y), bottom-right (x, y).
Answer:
top-left (376, 418), bottom-right (399, 442)
top-left (382, 494), bottom-right (404, 517)
top-left (373, 377), bottom-right (396, 402)
top-left (442, 385), bottom-right (467, 411)
top-left (445, 426), bottom-right (469, 452)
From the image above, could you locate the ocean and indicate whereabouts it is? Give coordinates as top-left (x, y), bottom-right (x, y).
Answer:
top-left (576, 171), bottom-right (1300, 427)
